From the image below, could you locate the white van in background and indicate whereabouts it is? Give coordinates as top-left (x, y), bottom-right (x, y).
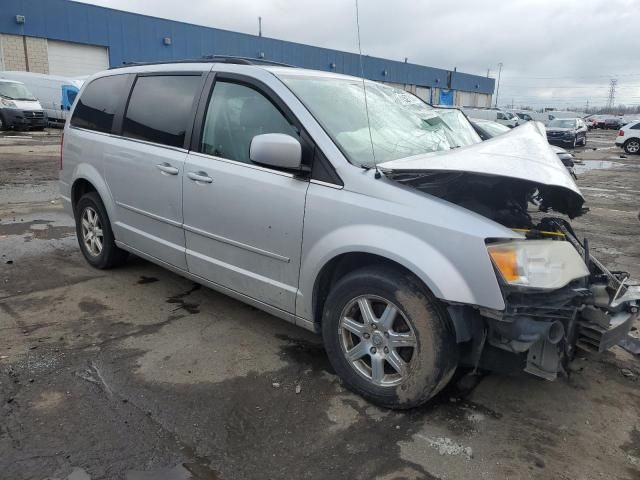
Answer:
top-left (460, 107), bottom-right (519, 128)
top-left (0, 71), bottom-right (83, 127)
top-left (0, 79), bottom-right (47, 130)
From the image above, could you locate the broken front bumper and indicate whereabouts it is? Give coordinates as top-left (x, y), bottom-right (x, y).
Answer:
top-left (579, 286), bottom-right (639, 352)
top-left (472, 221), bottom-right (640, 381)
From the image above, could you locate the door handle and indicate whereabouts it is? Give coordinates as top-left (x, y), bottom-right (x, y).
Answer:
top-left (156, 163), bottom-right (179, 175)
top-left (187, 171), bottom-right (213, 184)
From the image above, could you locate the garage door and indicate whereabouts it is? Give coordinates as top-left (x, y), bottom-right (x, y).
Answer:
top-left (47, 40), bottom-right (109, 77)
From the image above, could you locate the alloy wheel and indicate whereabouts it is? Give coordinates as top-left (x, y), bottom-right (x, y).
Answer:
top-left (626, 140), bottom-right (640, 154)
top-left (81, 206), bottom-right (104, 256)
top-left (338, 295), bottom-right (417, 386)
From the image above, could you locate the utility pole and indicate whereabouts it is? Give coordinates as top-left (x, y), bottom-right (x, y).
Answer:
top-left (607, 79), bottom-right (617, 109)
top-left (584, 99), bottom-right (589, 113)
top-left (258, 16), bottom-right (262, 37)
top-left (494, 62), bottom-right (503, 108)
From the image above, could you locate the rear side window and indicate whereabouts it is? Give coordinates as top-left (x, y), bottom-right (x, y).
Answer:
top-left (631, 123), bottom-right (640, 130)
top-left (122, 75), bottom-right (202, 148)
top-left (71, 75), bottom-right (129, 133)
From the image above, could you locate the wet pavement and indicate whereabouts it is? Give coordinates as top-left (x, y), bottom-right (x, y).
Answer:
top-left (1, 128), bottom-right (639, 480)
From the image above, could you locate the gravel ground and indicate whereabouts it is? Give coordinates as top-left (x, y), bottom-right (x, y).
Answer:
top-left (0, 128), bottom-right (639, 480)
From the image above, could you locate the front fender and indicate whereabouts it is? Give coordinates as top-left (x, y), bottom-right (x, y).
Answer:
top-left (296, 224), bottom-right (505, 321)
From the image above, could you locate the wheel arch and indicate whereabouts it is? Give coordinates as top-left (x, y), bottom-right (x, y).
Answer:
top-left (311, 252), bottom-right (423, 332)
top-left (69, 164), bottom-right (117, 222)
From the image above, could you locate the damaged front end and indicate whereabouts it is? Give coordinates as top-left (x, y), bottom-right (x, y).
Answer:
top-left (380, 123), bottom-right (640, 380)
top-left (480, 219), bottom-right (639, 380)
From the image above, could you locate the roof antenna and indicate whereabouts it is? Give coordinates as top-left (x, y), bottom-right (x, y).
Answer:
top-left (354, 0), bottom-right (381, 179)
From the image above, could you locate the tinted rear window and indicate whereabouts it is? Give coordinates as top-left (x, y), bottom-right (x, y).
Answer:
top-left (122, 75), bottom-right (202, 148)
top-left (70, 75), bottom-right (129, 133)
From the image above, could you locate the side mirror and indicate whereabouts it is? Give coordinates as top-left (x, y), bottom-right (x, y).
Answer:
top-left (250, 133), bottom-right (302, 170)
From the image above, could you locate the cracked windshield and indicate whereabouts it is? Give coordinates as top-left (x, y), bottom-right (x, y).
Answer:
top-left (282, 75), bottom-right (481, 166)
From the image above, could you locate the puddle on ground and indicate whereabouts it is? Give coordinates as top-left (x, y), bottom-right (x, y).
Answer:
top-left (574, 160), bottom-right (619, 173)
top-left (138, 276), bottom-right (159, 284)
top-left (126, 463), bottom-right (220, 480)
top-left (0, 219), bottom-right (75, 240)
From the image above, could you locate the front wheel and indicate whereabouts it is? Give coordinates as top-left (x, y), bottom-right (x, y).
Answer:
top-left (322, 265), bottom-right (457, 409)
top-left (624, 139), bottom-right (640, 155)
top-left (74, 192), bottom-right (128, 269)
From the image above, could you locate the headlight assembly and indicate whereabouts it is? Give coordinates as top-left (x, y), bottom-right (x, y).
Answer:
top-left (487, 240), bottom-right (589, 289)
top-left (0, 98), bottom-right (17, 108)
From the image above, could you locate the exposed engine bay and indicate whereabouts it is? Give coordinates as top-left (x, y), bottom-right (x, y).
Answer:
top-left (384, 169), bottom-right (640, 380)
top-left (385, 171), bottom-right (586, 226)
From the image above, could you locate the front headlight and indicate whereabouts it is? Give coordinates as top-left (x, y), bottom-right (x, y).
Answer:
top-left (0, 98), bottom-right (17, 108)
top-left (487, 240), bottom-right (589, 289)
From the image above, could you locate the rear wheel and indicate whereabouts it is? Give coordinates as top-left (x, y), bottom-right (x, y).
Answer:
top-left (75, 192), bottom-right (128, 269)
top-left (624, 139), bottom-right (640, 155)
top-left (322, 265), bottom-right (458, 409)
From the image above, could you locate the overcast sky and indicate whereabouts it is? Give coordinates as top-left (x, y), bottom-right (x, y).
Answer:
top-left (78, 0), bottom-right (640, 109)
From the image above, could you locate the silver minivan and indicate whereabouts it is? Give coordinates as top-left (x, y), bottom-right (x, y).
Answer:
top-left (60, 59), bottom-right (639, 408)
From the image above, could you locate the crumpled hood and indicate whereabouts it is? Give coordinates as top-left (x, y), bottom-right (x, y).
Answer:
top-left (379, 121), bottom-right (582, 200)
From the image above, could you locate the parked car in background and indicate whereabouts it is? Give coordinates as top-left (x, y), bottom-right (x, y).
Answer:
top-left (545, 117), bottom-right (587, 148)
top-left (461, 107), bottom-right (519, 128)
top-left (60, 62), bottom-right (639, 408)
top-left (615, 120), bottom-right (640, 154)
top-left (0, 71), bottom-right (82, 127)
top-left (512, 110), bottom-right (534, 122)
top-left (604, 117), bottom-right (625, 130)
top-left (584, 118), bottom-right (597, 130)
top-left (0, 79), bottom-right (47, 130)
top-left (585, 115), bottom-right (610, 129)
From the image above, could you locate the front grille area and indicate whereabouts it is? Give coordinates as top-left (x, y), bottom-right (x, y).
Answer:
top-left (23, 110), bottom-right (45, 118)
top-left (502, 283), bottom-right (588, 321)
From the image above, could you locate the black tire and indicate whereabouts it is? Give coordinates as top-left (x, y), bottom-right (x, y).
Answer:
top-left (74, 192), bottom-right (128, 269)
top-left (322, 265), bottom-right (458, 409)
top-left (624, 138), bottom-right (640, 155)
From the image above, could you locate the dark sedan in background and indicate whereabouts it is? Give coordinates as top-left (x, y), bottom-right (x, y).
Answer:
top-left (604, 118), bottom-right (625, 130)
top-left (545, 118), bottom-right (588, 148)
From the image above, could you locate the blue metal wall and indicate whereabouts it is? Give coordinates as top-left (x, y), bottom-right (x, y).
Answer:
top-left (0, 0), bottom-right (495, 94)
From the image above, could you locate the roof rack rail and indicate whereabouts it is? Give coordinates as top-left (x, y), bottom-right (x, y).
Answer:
top-left (203, 55), bottom-right (296, 67)
top-left (110, 55), bottom-right (296, 70)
